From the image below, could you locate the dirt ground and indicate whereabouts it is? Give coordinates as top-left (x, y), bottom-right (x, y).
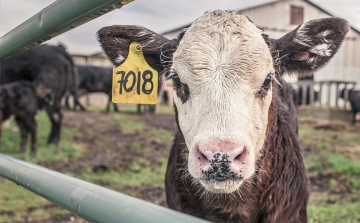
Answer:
top-left (41, 110), bottom-right (177, 208)
top-left (35, 109), bottom-right (359, 222)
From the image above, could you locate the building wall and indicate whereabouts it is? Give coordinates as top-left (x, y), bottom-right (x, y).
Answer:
top-left (240, 0), bottom-right (360, 88)
top-left (72, 53), bottom-right (113, 68)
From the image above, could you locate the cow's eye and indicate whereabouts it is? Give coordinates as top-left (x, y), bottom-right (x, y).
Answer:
top-left (262, 74), bottom-right (273, 90)
top-left (170, 72), bottom-right (181, 89)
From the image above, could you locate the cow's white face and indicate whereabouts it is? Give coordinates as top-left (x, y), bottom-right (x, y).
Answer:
top-left (171, 11), bottom-right (274, 193)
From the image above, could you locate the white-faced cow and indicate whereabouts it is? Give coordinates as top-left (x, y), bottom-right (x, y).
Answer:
top-left (1, 44), bottom-right (78, 145)
top-left (97, 10), bottom-right (349, 223)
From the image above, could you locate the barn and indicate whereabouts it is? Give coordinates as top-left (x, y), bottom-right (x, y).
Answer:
top-left (72, 51), bottom-right (113, 67)
top-left (160, 0), bottom-right (360, 113)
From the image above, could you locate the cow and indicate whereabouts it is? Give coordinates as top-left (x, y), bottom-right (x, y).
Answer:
top-left (0, 81), bottom-right (37, 153)
top-left (0, 44), bottom-right (78, 145)
top-left (340, 88), bottom-right (360, 124)
top-left (97, 10), bottom-right (348, 223)
top-left (65, 65), bottom-right (119, 112)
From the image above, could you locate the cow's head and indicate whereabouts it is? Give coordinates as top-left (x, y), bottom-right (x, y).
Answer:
top-left (97, 10), bottom-right (348, 193)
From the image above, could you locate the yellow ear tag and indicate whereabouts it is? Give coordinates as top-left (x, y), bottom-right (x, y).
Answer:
top-left (112, 42), bottom-right (158, 104)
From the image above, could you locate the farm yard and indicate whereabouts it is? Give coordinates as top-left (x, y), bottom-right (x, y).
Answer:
top-left (0, 105), bottom-right (359, 223)
top-left (0, 0), bottom-right (359, 222)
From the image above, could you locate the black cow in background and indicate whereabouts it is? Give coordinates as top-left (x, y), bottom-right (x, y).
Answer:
top-left (0, 44), bottom-right (78, 145)
top-left (65, 65), bottom-right (119, 112)
top-left (65, 65), bottom-right (158, 113)
top-left (0, 81), bottom-right (38, 153)
top-left (340, 88), bottom-right (360, 124)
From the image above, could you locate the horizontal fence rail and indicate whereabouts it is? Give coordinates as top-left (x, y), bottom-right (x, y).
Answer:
top-left (0, 154), bottom-right (211, 223)
top-left (0, 0), bottom-right (132, 61)
top-left (0, 1), bottom-right (212, 222)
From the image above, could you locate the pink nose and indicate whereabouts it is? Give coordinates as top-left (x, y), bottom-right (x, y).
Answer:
top-left (195, 139), bottom-right (249, 181)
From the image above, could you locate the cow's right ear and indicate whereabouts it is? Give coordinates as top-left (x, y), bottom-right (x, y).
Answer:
top-left (264, 17), bottom-right (349, 77)
top-left (97, 25), bottom-right (182, 75)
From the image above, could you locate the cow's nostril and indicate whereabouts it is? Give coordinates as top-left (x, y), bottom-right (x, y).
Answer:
top-left (198, 149), bottom-right (208, 161)
top-left (233, 148), bottom-right (246, 164)
top-left (234, 153), bottom-right (242, 161)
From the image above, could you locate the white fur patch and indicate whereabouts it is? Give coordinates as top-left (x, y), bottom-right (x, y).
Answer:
top-left (294, 24), bottom-right (311, 47)
top-left (316, 30), bottom-right (332, 38)
top-left (309, 43), bottom-right (332, 57)
top-left (133, 30), bottom-right (150, 38)
top-left (307, 57), bottom-right (319, 69)
top-left (114, 54), bottom-right (125, 64)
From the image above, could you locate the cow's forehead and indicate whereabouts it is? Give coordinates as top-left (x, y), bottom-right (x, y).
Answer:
top-left (189, 10), bottom-right (258, 34)
top-left (173, 10), bottom-right (273, 80)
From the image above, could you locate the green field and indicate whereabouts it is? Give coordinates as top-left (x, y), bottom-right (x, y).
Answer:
top-left (299, 119), bottom-right (360, 223)
top-left (0, 107), bottom-right (359, 222)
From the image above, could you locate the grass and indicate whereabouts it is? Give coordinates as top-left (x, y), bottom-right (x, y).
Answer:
top-left (0, 180), bottom-right (46, 222)
top-left (147, 128), bottom-right (174, 142)
top-left (308, 203), bottom-right (360, 223)
top-left (299, 121), bottom-right (360, 222)
top-left (77, 159), bottom-right (168, 197)
top-left (326, 154), bottom-right (360, 177)
top-left (0, 110), bottom-right (86, 222)
top-left (111, 113), bottom-right (146, 134)
top-left (2, 109), bottom-right (360, 222)
top-left (1, 111), bottom-right (85, 164)
top-left (0, 108), bottom-right (172, 222)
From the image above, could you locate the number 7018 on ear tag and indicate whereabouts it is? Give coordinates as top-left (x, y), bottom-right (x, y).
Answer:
top-left (112, 42), bottom-right (158, 104)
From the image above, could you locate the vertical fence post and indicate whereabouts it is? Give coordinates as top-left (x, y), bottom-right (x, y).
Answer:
top-left (327, 82), bottom-right (331, 106)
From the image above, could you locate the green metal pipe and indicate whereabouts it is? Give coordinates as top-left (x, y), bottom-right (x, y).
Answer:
top-left (0, 0), bottom-right (131, 61)
top-left (0, 153), bottom-right (211, 223)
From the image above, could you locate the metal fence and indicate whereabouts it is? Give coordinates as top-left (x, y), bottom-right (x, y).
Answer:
top-left (0, 154), bottom-right (209, 223)
top-left (0, 1), bottom-right (210, 222)
top-left (293, 80), bottom-right (356, 110)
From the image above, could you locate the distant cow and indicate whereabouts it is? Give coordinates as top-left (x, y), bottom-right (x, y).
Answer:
top-left (98, 10), bottom-right (348, 222)
top-left (65, 65), bottom-right (119, 112)
top-left (0, 44), bottom-right (77, 144)
top-left (340, 88), bottom-right (360, 124)
top-left (0, 81), bottom-right (37, 153)
top-left (65, 65), bottom-right (158, 113)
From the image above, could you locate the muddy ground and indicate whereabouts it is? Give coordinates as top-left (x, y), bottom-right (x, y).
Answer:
top-left (42, 110), bottom-right (177, 209)
top-left (34, 109), bottom-right (359, 222)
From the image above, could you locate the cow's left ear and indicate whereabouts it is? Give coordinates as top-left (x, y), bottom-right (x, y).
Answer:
top-left (97, 25), bottom-right (183, 75)
top-left (265, 17), bottom-right (349, 77)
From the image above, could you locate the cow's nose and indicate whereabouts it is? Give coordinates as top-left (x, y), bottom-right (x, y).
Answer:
top-left (195, 139), bottom-right (249, 180)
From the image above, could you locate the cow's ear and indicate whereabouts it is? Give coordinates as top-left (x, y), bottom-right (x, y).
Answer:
top-left (97, 25), bottom-right (182, 75)
top-left (266, 18), bottom-right (349, 77)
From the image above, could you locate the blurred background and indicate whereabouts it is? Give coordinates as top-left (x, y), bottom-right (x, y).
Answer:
top-left (0, 0), bottom-right (360, 222)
